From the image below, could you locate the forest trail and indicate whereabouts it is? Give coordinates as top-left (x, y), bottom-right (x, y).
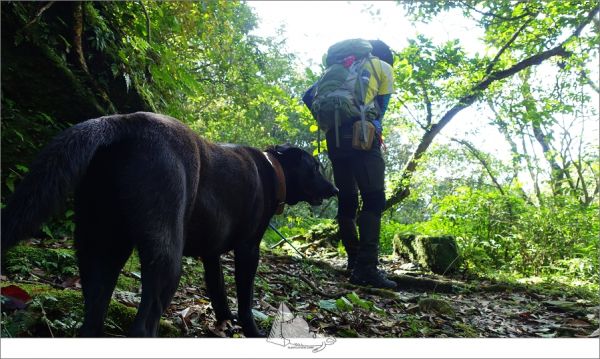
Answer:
top-left (1, 239), bottom-right (598, 338)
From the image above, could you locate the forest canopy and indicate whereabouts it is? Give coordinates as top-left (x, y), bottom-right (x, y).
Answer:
top-left (0, 0), bottom-right (598, 342)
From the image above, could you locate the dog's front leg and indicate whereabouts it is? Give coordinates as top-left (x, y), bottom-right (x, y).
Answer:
top-left (233, 243), bottom-right (264, 337)
top-left (202, 256), bottom-right (234, 324)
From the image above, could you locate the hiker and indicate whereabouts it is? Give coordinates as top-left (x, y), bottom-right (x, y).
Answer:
top-left (303, 39), bottom-right (396, 289)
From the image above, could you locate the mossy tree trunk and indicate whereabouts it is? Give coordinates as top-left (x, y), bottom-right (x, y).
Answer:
top-left (1, 2), bottom-right (150, 195)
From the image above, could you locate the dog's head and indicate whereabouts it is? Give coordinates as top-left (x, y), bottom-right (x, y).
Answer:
top-left (268, 145), bottom-right (338, 206)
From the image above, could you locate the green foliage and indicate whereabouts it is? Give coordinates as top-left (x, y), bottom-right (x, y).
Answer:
top-left (318, 292), bottom-right (385, 316)
top-left (0, 283), bottom-right (179, 337)
top-left (1, 0), bottom-right (597, 301)
top-left (425, 187), bottom-right (598, 282)
top-left (4, 246), bottom-right (78, 279)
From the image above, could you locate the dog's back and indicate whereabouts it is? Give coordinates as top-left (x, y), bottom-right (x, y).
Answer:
top-left (1, 112), bottom-right (201, 253)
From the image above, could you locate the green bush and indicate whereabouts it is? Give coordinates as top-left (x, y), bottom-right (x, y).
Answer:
top-left (423, 187), bottom-right (598, 282)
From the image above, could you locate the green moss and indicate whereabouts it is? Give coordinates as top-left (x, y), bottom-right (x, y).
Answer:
top-left (4, 245), bottom-right (78, 277)
top-left (287, 220), bottom-right (340, 244)
top-left (115, 275), bottom-right (139, 292)
top-left (392, 234), bottom-right (417, 261)
top-left (116, 252), bottom-right (142, 292)
top-left (179, 257), bottom-right (205, 288)
top-left (1, 282), bottom-right (180, 337)
top-left (418, 297), bottom-right (455, 316)
top-left (393, 235), bottom-right (460, 274)
top-left (414, 236), bottom-right (460, 274)
top-left (453, 322), bottom-right (479, 338)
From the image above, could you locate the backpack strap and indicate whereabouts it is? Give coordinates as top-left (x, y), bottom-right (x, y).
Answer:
top-left (355, 59), bottom-right (369, 143)
top-left (367, 56), bottom-right (381, 90)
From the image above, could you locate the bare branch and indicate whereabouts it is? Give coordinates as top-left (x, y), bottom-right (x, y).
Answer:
top-left (24, 1), bottom-right (55, 29)
top-left (580, 70), bottom-right (600, 94)
top-left (398, 100), bottom-right (423, 128)
top-left (138, 0), bottom-right (151, 44)
top-left (485, 17), bottom-right (534, 75)
top-left (524, 127), bottom-right (544, 205)
top-left (452, 138), bottom-right (506, 196)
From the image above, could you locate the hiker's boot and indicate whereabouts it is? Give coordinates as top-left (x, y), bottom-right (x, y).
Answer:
top-left (338, 216), bottom-right (360, 274)
top-left (349, 212), bottom-right (397, 290)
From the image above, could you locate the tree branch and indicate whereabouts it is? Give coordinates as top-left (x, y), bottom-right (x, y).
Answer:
top-left (580, 70), bottom-right (600, 94)
top-left (419, 79), bottom-right (433, 128)
top-left (460, 0), bottom-right (533, 22)
top-left (452, 138), bottom-right (506, 196)
top-left (523, 128), bottom-right (544, 205)
top-left (138, 0), bottom-right (151, 44)
top-left (24, 1), bottom-right (55, 29)
top-left (72, 1), bottom-right (89, 74)
top-left (484, 17), bottom-right (534, 75)
top-left (384, 6), bottom-right (598, 210)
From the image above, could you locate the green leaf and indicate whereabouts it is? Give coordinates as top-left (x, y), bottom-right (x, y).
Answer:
top-left (15, 165), bottom-right (29, 173)
top-left (318, 299), bottom-right (337, 311)
top-left (346, 292), bottom-right (370, 310)
top-left (335, 297), bottom-right (354, 312)
top-left (41, 225), bottom-right (54, 239)
top-left (252, 309), bottom-right (269, 321)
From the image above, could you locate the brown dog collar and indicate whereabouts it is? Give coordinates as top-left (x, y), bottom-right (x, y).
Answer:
top-left (263, 152), bottom-right (286, 215)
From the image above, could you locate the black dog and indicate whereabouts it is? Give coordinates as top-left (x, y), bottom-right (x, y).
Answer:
top-left (1, 112), bottom-right (338, 337)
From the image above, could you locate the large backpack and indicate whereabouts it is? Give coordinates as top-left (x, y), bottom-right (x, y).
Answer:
top-left (310, 39), bottom-right (381, 147)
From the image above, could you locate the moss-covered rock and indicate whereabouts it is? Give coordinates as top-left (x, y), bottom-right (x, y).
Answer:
top-left (289, 220), bottom-right (340, 245)
top-left (418, 297), bottom-right (455, 316)
top-left (393, 234), bottom-right (460, 274)
top-left (392, 234), bottom-right (417, 262)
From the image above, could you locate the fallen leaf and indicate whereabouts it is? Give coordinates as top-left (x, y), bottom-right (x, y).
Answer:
top-left (0, 285), bottom-right (32, 309)
top-left (209, 320), bottom-right (240, 338)
top-left (61, 276), bottom-right (81, 289)
top-left (113, 290), bottom-right (140, 308)
top-left (31, 268), bottom-right (46, 277)
top-left (180, 307), bottom-right (192, 320)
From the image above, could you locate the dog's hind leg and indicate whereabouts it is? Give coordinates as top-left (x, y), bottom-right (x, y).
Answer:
top-left (202, 256), bottom-right (234, 324)
top-left (233, 242), bottom-right (264, 337)
top-left (77, 219), bottom-right (134, 337)
top-left (129, 228), bottom-right (184, 337)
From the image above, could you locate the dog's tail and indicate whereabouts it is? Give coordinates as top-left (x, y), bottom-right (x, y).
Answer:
top-left (1, 116), bottom-right (122, 254)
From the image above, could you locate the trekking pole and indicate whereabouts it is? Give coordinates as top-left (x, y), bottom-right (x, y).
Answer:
top-left (357, 59), bottom-right (368, 144)
top-left (268, 223), bottom-right (307, 259)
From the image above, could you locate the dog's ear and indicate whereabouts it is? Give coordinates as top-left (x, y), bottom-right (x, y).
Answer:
top-left (275, 144), bottom-right (303, 165)
top-left (274, 144), bottom-right (290, 155)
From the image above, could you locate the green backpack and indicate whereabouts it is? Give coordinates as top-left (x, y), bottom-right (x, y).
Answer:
top-left (311, 39), bottom-right (381, 147)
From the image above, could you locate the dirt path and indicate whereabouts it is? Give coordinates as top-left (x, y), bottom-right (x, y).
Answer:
top-left (1, 240), bottom-right (598, 338)
top-left (164, 251), bottom-right (599, 338)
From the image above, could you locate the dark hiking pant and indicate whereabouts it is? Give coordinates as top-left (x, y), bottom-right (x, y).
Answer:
top-left (327, 126), bottom-right (386, 268)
